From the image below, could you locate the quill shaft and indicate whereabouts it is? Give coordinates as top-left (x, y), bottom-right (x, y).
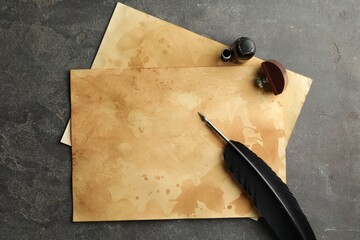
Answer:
top-left (197, 112), bottom-right (229, 142)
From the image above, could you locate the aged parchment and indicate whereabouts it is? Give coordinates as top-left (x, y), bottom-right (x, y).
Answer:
top-left (71, 66), bottom-right (287, 221)
top-left (68, 3), bottom-right (312, 222)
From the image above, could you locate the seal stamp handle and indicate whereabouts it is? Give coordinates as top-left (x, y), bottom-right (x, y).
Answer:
top-left (256, 60), bottom-right (288, 95)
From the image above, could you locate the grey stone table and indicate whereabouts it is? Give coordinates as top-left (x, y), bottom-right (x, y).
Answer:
top-left (1, 0), bottom-right (359, 239)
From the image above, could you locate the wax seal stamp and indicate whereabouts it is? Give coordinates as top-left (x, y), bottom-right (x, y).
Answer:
top-left (256, 60), bottom-right (288, 95)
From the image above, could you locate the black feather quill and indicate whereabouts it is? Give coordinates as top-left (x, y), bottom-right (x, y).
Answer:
top-left (198, 112), bottom-right (316, 240)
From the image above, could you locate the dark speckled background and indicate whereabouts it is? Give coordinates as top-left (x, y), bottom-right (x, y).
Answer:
top-left (0, 0), bottom-right (359, 239)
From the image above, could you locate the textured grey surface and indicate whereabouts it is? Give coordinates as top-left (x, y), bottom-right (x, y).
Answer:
top-left (0, 0), bottom-right (359, 239)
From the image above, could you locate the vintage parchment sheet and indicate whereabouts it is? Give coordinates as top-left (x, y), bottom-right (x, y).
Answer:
top-left (68, 3), bottom-right (312, 222)
top-left (71, 66), bottom-right (287, 221)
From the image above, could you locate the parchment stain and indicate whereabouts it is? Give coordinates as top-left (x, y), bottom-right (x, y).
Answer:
top-left (215, 117), bottom-right (245, 143)
top-left (143, 56), bottom-right (150, 64)
top-left (128, 49), bottom-right (144, 67)
top-left (230, 194), bottom-right (254, 215)
top-left (141, 174), bottom-right (148, 181)
top-left (171, 180), bottom-right (198, 216)
top-left (246, 95), bottom-right (285, 173)
top-left (139, 200), bottom-right (166, 218)
top-left (108, 58), bottom-right (123, 66)
top-left (171, 177), bottom-right (225, 216)
top-left (78, 182), bottom-right (112, 217)
top-left (251, 128), bottom-right (284, 170)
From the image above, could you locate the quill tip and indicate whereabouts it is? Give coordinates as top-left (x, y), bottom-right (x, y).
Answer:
top-left (198, 112), bottom-right (206, 122)
top-left (197, 112), bottom-right (229, 142)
